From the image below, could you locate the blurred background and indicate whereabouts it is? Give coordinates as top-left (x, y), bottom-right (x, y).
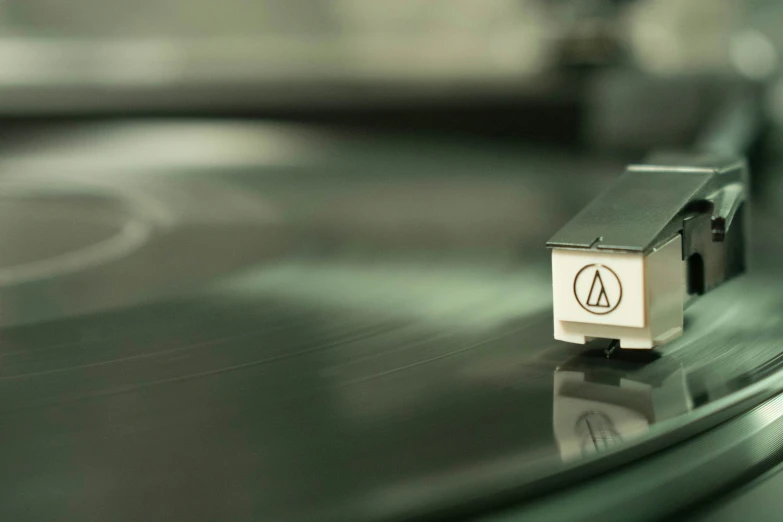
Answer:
top-left (0, 0), bottom-right (776, 198)
top-left (0, 0), bottom-right (775, 165)
top-left (0, 0), bottom-right (777, 126)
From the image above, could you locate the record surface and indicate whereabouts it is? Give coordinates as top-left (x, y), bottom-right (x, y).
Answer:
top-left (0, 122), bottom-right (780, 521)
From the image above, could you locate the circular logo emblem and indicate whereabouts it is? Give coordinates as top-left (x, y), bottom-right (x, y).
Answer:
top-left (573, 264), bottom-right (622, 315)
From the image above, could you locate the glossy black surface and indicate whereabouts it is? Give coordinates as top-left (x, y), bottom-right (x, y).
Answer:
top-left (0, 123), bottom-right (780, 521)
top-left (691, 463), bottom-right (783, 522)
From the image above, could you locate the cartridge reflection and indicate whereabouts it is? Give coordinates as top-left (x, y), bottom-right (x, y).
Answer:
top-left (553, 350), bottom-right (693, 461)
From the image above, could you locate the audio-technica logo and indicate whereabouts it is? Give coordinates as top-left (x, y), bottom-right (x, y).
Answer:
top-left (573, 264), bottom-right (622, 315)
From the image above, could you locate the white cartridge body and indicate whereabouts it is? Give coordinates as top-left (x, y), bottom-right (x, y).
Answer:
top-left (551, 235), bottom-right (684, 349)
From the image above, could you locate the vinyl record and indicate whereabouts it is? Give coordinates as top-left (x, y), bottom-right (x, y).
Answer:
top-left (0, 122), bottom-right (779, 522)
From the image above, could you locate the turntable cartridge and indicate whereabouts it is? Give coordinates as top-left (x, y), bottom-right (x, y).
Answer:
top-left (547, 152), bottom-right (748, 349)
